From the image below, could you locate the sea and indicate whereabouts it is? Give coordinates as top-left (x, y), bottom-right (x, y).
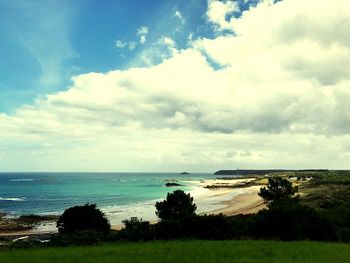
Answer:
top-left (0, 172), bottom-right (233, 225)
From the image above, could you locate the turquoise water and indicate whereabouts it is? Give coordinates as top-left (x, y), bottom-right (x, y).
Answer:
top-left (0, 173), bottom-right (215, 223)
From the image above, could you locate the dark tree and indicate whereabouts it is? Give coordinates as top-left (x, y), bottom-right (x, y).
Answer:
top-left (155, 190), bottom-right (196, 221)
top-left (120, 217), bottom-right (152, 240)
top-left (57, 204), bottom-right (110, 234)
top-left (259, 177), bottom-right (298, 206)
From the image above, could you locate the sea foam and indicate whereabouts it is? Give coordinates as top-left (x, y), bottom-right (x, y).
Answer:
top-left (9, 179), bottom-right (35, 182)
top-left (0, 197), bottom-right (26, 202)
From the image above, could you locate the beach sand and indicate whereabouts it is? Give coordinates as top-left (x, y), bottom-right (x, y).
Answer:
top-left (211, 186), bottom-right (266, 216)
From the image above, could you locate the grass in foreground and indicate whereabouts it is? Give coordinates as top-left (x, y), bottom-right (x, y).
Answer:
top-left (1, 240), bottom-right (350, 263)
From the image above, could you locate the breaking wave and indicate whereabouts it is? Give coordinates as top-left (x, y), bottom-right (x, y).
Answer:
top-left (0, 197), bottom-right (26, 202)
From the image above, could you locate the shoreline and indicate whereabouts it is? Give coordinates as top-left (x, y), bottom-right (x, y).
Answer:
top-left (211, 186), bottom-right (265, 216)
top-left (0, 177), bottom-right (265, 237)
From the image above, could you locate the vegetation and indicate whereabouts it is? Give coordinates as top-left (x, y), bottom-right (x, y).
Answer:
top-left (114, 181), bottom-right (341, 241)
top-left (1, 240), bottom-right (349, 263)
top-left (309, 170), bottom-right (350, 185)
top-left (258, 177), bottom-right (298, 206)
top-left (253, 200), bottom-right (336, 241)
top-left (299, 170), bottom-right (350, 241)
top-left (155, 190), bottom-right (196, 221)
top-left (119, 217), bottom-right (152, 241)
top-left (56, 204), bottom-right (110, 235)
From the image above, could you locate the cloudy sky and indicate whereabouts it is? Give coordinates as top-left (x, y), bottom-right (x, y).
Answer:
top-left (0, 0), bottom-right (349, 172)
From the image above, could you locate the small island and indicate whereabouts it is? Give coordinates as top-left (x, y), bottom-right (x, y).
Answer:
top-left (165, 182), bottom-right (183, 187)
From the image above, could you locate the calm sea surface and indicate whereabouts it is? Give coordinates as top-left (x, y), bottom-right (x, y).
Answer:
top-left (0, 173), bottom-right (216, 223)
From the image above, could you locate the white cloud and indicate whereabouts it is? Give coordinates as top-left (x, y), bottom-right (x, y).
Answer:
top-left (161, 37), bottom-right (176, 48)
top-left (135, 37), bottom-right (177, 66)
top-left (115, 40), bottom-right (126, 48)
top-left (116, 26), bottom-right (149, 50)
top-left (128, 41), bottom-right (137, 51)
top-left (137, 26), bottom-right (149, 44)
top-left (137, 26), bottom-right (149, 35)
top-left (1, 0), bottom-right (350, 171)
top-left (140, 35), bottom-right (147, 44)
top-left (115, 40), bottom-right (138, 51)
top-left (206, 0), bottom-right (240, 31)
top-left (174, 9), bottom-right (185, 24)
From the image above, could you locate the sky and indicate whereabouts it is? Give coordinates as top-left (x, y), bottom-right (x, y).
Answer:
top-left (0, 0), bottom-right (349, 172)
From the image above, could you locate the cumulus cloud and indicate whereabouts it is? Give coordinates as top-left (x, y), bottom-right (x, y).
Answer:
top-left (1, 0), bottom-right (350, 171)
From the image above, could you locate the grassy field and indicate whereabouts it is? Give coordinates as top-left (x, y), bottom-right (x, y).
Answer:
top-left (0, 240), bottom-right (349, 263)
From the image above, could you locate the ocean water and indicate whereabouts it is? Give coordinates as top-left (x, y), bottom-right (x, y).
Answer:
top-left (0, 172), bottom-right (220, 224)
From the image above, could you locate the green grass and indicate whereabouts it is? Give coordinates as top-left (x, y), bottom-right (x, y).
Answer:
top-left (1, 240), bottom-right (350, 263)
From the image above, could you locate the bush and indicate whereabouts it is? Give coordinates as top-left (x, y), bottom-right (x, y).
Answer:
top-left (155, 190), bottom-right (196, 221)
top-left (51, 231), bottom-right (107, 246)
top-left (119, 217), bottom-right (152, 240)
top-left (57, 204), bottom-right (110, 235)
top-left (182, 214), bottom-right (233, 239)
top-left (253, 200), bottom-right (336, 241)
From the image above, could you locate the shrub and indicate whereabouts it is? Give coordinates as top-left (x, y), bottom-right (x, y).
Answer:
top-left (120, 217), bottom-right (152, 240)
top-left (57, 204), bottom-right (110, 235)
top-left (51, 231), bottom-right (106, 246)
top-left (253, 200), bottom-right (336, 241)
top-left (182, 214), bottom-right (233, 239)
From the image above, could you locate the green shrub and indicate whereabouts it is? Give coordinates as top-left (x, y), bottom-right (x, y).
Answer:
top-left (57, 204), bottom-right (110, 235)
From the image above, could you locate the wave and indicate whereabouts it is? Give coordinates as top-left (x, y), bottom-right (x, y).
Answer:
top-left (0, 197), bottom-right (26, 202)
top-left (112, 179), bottom-right (128, 183)
top-left (10, 179), bottom-right (35, 182)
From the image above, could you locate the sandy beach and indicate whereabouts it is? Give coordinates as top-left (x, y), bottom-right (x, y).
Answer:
top-left (192, 178), bottom-right (265, 216)
top-left (211, 186), bottom-right (265, 215)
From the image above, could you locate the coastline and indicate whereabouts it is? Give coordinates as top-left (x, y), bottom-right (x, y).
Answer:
top-left (110, 183), bottom-right (265, 230)
top-left (0, 177), bottom-right (265, 236)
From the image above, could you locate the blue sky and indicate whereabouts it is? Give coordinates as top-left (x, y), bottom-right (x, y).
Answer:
top-left (0, 0), bottom-right (265, 113)
top-left (1, 0), bottom-right (349, 172)
top-left (0, 0), bottom-right (204, 112)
